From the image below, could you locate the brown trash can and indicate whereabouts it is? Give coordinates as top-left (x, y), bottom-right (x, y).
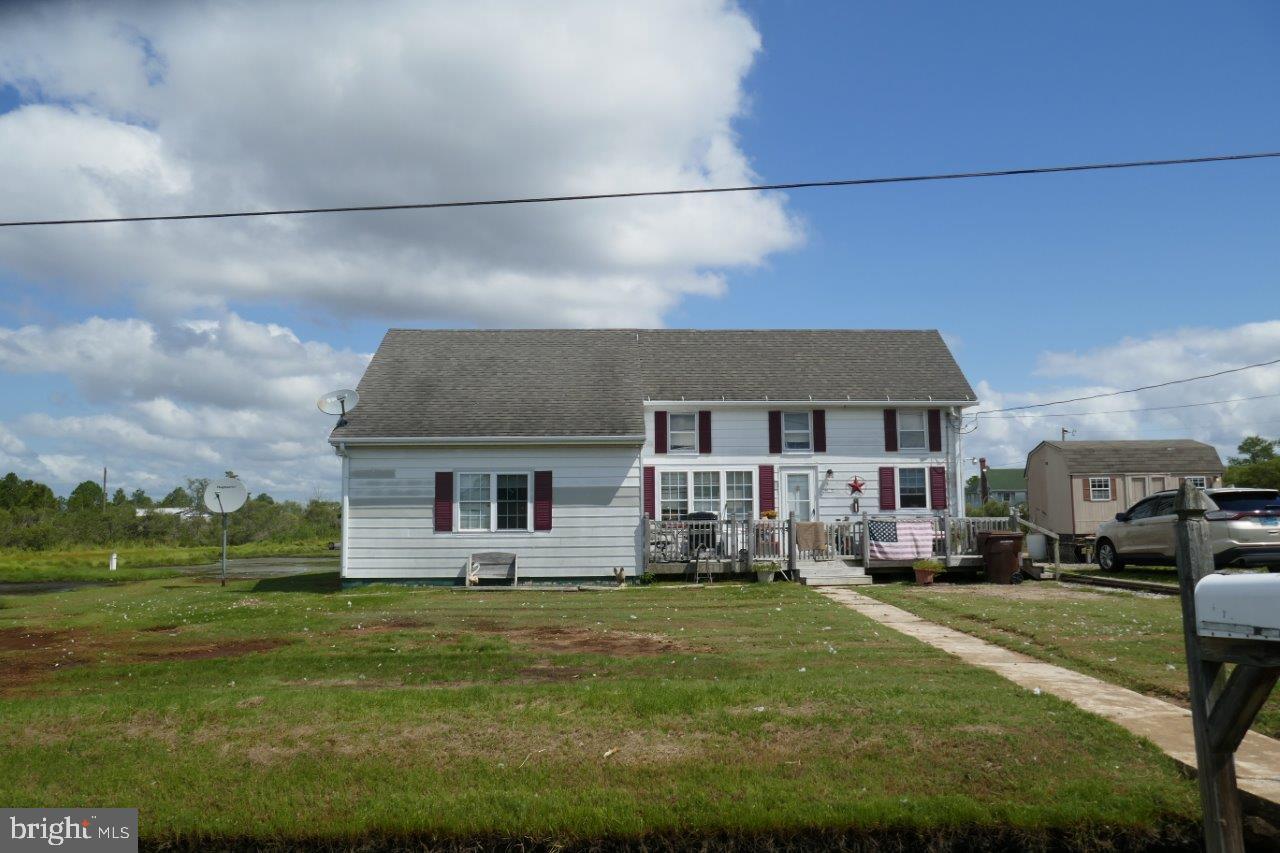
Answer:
top-left (978, 531), bottom-right (1025, 584)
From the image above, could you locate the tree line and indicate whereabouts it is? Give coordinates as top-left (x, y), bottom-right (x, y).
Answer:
top-left (1225, 436), bottom-right (1280, 490)
top-left (0, 471), bottom-right (340, 550)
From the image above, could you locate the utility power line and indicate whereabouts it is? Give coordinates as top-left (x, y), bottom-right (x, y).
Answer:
top-left (973, 391), bottom-right (1280, 420)
top-left (1, 150), bottom-right (1279, 228)
top-left (971, 356), bottom-right (1280, 414)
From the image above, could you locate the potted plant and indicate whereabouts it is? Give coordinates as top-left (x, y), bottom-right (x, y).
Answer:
top-left (755, 561), bottom-right (780, 583)
top-left (912, 558), bottom-right (944, 586)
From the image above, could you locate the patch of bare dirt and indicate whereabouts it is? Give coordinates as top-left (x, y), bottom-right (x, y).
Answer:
top-left (141, 624), bottom-right (180, 633)
top-left (134, 638), bottom-right (287, 662)
top-left (500, 625), bottom-right (710, 657)
top-left (341, 616), bottom-right (436, 634)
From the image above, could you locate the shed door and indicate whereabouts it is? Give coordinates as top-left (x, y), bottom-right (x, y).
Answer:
top-left (1129, 477), bottom-right (1147, 503)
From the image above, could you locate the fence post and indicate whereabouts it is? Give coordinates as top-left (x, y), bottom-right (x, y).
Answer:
top-left (943, 512), bottom-right (952, 565)
top-left (747, 519), bottom-right (756, 570)
top-left (1176, 483), bottom-right (1244, 853)
top-left (786, 511), bottom-right (797, 576)
top-left (860, 511), bottom-right (870, 568)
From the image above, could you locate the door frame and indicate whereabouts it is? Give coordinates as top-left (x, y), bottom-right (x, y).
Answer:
top-left (779, 466), bottom-right (817, 522)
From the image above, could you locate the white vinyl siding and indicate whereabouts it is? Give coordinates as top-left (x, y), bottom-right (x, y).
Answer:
top-left (643, 404), bottom-right (954, 520)
top-left (344, 445), bottom-right (641, 581)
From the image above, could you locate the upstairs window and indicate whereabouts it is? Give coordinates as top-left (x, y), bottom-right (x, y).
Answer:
top-left (783, 412), bottom-right (812, 451)
top-left (898, 410), bottom-right (927, 451)
top-left (1089, 477), bottom-right (1112, 502)
top-left (668, 413), bottom-right (696, 452)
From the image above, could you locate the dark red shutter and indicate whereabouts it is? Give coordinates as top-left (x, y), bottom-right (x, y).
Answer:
top-left (654, 411), bottom-right (667, 454)
top-left (878, 467), bottom-right (896, 510)
top-left (812, 410), bottom-right (827, 452)
top-left (767, 410), bottom-right (782, 454)
top-left (533, 470), bottom-right (553, 531)
top-left (433, 471), bottom-right (453, 532)
top-left (883, 409), bottom-right (898, 452)
top-left (643, 466), bottom-right (656, 519)
top-left (1082, 478), bottom-right (1091, 502)
top-left (698, 410), bottom-right (712, 454)
top-left (927, 409), bottom-right (942, 452)
top-left (929, 466), bottom-right (947, 509)
top-left (758, 465), bottom-right (775, 514)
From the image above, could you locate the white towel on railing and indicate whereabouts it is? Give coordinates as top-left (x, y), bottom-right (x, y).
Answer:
top-left (868, 519), bottom-right (933, 560)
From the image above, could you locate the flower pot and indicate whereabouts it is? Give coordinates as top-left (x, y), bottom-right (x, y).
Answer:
top-left (756, 569), bottom-right (775, 583)
top-left (914, 569), bottom-right (937, 585)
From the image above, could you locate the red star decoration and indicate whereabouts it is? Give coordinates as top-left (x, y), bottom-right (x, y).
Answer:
top-left (848, 477), bottom-right (865, 494)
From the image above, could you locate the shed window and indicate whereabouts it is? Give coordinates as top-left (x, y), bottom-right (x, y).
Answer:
top-left (1089, 477), bottom-right (1112, 502)
top-left (898, 411), bottom-right (927, 451)
top-left (783, 412), bottom-right (812, 451)
top-left (899, 468), bottom-right (927, 509)
top-left (1185, 476), bottom-right (1207, 489)
top-left (457, 472), bottom-right (531, 532)
top-left (667, 413), bottom-right (696, 452)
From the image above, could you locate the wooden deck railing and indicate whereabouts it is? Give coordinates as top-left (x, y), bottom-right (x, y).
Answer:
top-left (644, 512), bottom-right (1033, 570)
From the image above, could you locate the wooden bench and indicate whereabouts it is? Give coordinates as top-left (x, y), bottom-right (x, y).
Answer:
top-left (466, 552), bottom-right (517, 586)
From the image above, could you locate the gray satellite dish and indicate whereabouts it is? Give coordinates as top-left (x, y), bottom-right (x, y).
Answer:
top-left (317, 389), bottom-right (359, 426)
top-left (203, 478), bottom-right (248, 514)
top-left (203, 477), bottom-right (248, 587)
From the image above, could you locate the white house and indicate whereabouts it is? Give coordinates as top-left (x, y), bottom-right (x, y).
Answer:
top-left (330, 329), bottom-right (977, 585)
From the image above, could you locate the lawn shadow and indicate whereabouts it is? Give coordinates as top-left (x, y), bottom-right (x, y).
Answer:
top-left (250, 572), bottom-right (341, 594)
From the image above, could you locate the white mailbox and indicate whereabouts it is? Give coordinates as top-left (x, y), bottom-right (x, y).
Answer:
top-left (1195, 573), bottom-right (1280, 641)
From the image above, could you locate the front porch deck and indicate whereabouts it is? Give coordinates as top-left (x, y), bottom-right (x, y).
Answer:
top-left (644, 514), bottom-right (1020, 582)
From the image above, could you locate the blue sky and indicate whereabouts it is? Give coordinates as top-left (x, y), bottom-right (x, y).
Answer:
top-left (1, 1), bottom-right (1278, 496)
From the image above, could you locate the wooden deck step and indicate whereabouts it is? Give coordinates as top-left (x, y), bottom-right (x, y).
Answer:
top-left (799, 575), bottom-right (873, 586)
top-left (795, 560), bottom-right (871, 586)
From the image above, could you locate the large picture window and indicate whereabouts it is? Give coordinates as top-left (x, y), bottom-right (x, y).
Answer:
top-left (782, 412), bottom-right (811, 451)
top-left (667, 413), bottom-right (697, 452)
top-left (657, 469), bottom-right (755, 520)
top-left (898, 411), bottom-right (927, 451)
top-left (898, 467), bottom-right (927, 509)
top-left (457, 472), bottom-right (532, 531)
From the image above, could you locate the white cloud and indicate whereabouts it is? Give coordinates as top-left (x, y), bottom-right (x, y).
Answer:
top-left (0, 1), bottom-right (802, 326)
top-left (0, 314), bottom-right (368, 498)
top-left (967, 321), bottom-right (1280, 471)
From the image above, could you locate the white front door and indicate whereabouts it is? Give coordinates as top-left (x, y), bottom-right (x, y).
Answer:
top-left (781, 469), bottom-right (816, 521)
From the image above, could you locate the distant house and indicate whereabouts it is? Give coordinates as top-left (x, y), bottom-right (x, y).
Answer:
top-left (328, 329), bottom-right (977, 585)
top-left (1025, 439), bottom-right (1225, 542)
top-left (986, 468), bottom-right (1028, 507)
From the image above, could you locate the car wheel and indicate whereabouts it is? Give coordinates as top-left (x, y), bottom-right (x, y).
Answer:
top-left (1097, 539), bottom-right (1125, 572)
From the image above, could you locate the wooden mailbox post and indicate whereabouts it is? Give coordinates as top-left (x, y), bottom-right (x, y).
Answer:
top-left (1174, 483), bottom-right (1280, 852)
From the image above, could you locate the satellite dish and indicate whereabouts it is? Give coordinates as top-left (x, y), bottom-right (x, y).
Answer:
top-left (317, 389), bottom-right (359, 426)
top-left (203, 478), bottom-right (248, 514)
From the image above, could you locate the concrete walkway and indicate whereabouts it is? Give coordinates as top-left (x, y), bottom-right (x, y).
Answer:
top-left (819, 587), bottom-right (1280, 812)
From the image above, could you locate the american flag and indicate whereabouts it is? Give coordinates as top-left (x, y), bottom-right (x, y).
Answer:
top-left (867, 519), bottom-right (935, 560)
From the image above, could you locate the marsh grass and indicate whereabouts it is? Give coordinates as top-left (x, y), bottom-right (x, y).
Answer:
top-left (0, 576), bottom-right (1198, 848)
top-left (0, 540), bottom-right (335, 583)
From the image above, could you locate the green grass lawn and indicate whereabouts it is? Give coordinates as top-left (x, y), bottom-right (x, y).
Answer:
top-left (0, 575), bottom-right (1199, 849)
top-left (0, 540), bottom-right (336, 583)
top-left (861, 580), bottom-right (1280, 740)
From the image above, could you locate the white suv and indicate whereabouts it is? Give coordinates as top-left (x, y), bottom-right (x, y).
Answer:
top-left (1095, 488), bottom-right (1280, 572)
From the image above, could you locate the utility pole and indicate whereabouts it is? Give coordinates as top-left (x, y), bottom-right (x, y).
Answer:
top-left (102, 466), bottom-right (107, 511)
top-left (1060, 427), bottom-right (1071, 441)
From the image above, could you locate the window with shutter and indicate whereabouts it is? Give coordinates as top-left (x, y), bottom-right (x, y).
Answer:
top-left (654, 411), bottom-right (668, 454)
top-left (433, 471), bottom-right (453, 532)
top-left (767, 411), bottom-right (782, 454)
top-left (697, 410), bottom-right (712, 453)
top-left (883, 410), bottom-right (898, 452)
top-left (878, 467), bottom-right (896, 510)
top-left (812, 410), bottom-right (827, 452)
top-left (533, 470), bottom-right (553, 531)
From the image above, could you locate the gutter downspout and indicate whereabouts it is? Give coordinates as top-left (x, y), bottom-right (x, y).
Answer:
top-left (335, 442), bottom-right (349, 579)
top-left (949, 407), bottom-right (965, 518)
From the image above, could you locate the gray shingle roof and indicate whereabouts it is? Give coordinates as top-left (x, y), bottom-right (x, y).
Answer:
top-left (1041, 440), bottom-right (1225, 475)
top-left (330, 329), bottom-right (975, 441)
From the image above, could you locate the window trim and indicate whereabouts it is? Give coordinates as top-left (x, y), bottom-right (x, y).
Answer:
top-left (1185, 476), bottom-right (1208, 489)
top-left (655, 468), bottom-right (758, 520)
top-left (897, 466), bottom-right (929, 510)
top-left (1088, 477), bottom-right (1112, 502)
top-left (666, 412), bottom-right (698, 454)
top-left (897, 409), bottom-right (927, 452)
top-left (454, 471), bottom-right (534, 533)
top-left (781, 411), bottom-right (813, 454)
